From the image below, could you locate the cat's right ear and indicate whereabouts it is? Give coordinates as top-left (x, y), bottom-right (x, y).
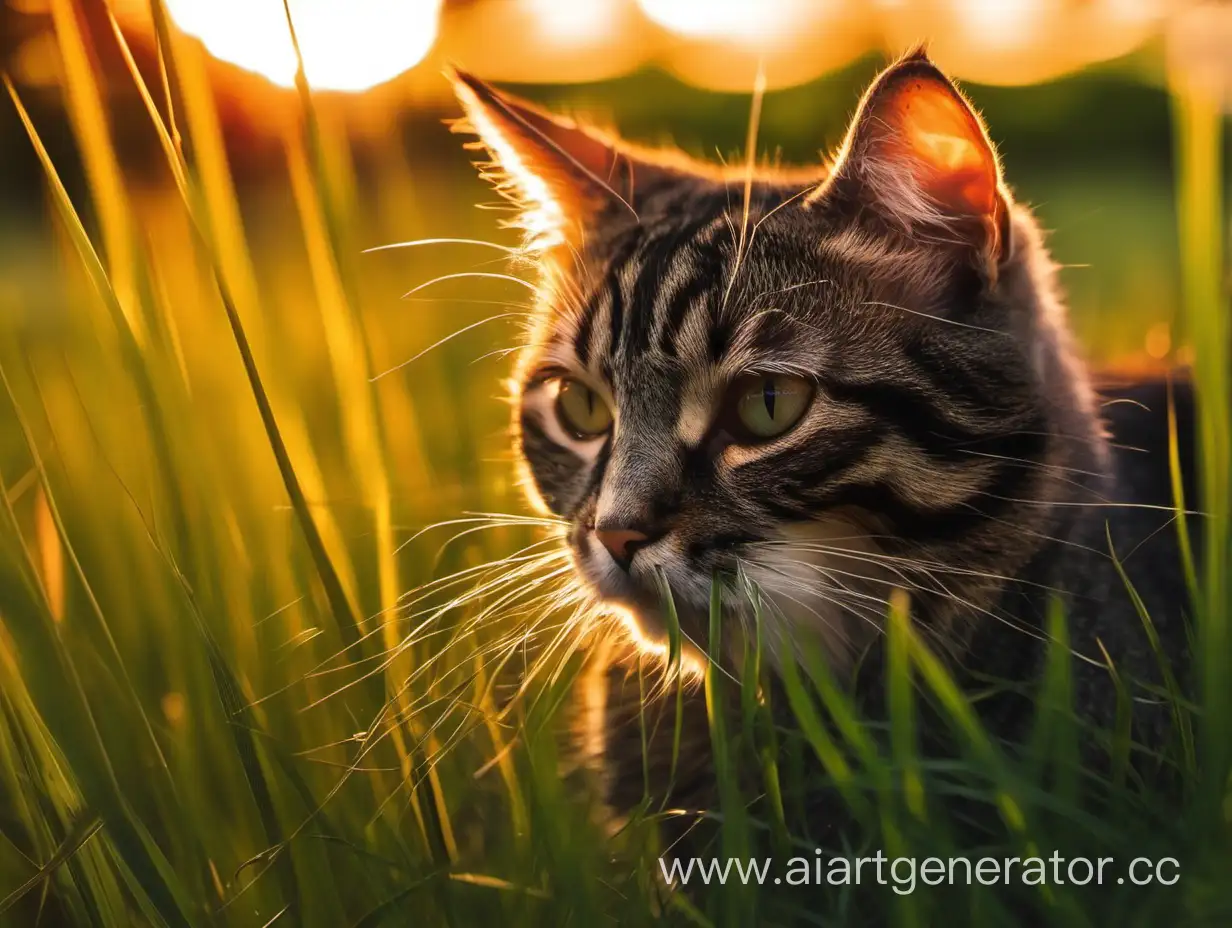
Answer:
top-left (448, 68), bottom-right (640, 251)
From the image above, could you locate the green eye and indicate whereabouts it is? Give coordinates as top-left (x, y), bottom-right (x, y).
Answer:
top-left (732, 374), bottom-right (813, 441)
top-left (556, 378), bottom-right (613, 438)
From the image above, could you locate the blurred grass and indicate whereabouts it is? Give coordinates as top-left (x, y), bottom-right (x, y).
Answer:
top-left (0, 6), bottom-right (1229, 927)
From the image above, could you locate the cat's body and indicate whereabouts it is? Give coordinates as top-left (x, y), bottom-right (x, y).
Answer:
top-left (449, 51), bottom-right (1194, 829)
top-left (589, 375), bottom-right (1196, 821)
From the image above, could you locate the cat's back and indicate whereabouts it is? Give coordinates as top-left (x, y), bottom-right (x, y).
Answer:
top-left (1065, 373), bottom-right (1198, 742)
top-left (1098, 373), bottom-right (1198, 515)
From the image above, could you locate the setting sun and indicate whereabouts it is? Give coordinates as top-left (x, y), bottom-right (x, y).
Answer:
top-left (638, 0), bottom-right (817, 44)
top-left (162, 0), bottom-right (442, 91)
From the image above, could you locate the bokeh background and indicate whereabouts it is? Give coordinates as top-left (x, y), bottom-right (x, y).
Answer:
top-left (5, 0), bottom-right (1231, 378)
top-left (0, 2), bottom-right (1228, 926)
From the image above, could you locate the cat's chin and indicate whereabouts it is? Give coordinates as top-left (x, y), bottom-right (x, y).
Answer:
top-left (595, 592), bottom-right (712, 660)
top-left (578, 561), bottom-right (727, 654)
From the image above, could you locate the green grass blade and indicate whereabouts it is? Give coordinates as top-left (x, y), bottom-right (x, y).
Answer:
top-left (1026, 597), bottom-right (1079, 806)
top-left (1171, 50), bottom-right (1230, 824)
top-left (703, 577), bottom-right (752, 927)
top-left (1106, 526), bottom-right (1196, 779)
top-left (887, 589), bottom-right (925, 822)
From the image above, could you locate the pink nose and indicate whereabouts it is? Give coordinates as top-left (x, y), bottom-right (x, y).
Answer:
top-left (594, 528), bottom-right (649, 565)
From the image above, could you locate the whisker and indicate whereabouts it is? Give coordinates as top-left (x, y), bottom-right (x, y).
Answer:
top-left (401, 271), bottom-right (537, 300)
top-left (953, 448), bottom-right (1109, 481)
top-left (747, 184), bottom-right (815, 250)
top-left (750, 278), bottom-right (830, 304)
top-left (371, 312), bottom-right (524, 381)
top-left (396, 513), bottom-right (564, 556)
top-left (364, 237), bottom-right (522, 255)
top-left (860, 299), bottom-right (1009, 335)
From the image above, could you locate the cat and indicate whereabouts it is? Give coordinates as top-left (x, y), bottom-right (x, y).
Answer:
top-left (447, 49), bottom-right (1195, 828)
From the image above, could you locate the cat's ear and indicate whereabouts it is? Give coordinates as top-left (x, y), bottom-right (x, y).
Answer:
top-left (449, 69), bottom-right (643, 250)
top-left (828, 50), bottom-right (1011, 272)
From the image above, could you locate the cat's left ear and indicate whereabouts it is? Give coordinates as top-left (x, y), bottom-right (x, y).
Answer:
top-left (449, 68), bottom-right (652, 251)
top-left (827, 50), bottom-right (1012, 275)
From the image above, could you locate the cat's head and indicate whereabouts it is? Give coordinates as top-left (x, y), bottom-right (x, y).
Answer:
top-left (450, 51), bottom-right (1103, 668)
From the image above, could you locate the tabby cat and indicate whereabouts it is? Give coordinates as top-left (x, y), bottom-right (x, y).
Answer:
top-left (449, 50), bottom-right (1194, 822)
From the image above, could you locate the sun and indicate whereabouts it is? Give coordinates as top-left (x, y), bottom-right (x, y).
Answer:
top-left (163, 0), bottom-right (443, 92)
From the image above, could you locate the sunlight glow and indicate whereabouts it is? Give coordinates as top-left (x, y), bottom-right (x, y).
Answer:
top-left (953, 0), bottom-right (1039, 49)
top-left (637, 0), bottom-right (816, 45)
top-left (608, 605), bottom-right (707, 681)
top-left (163, 0), bottom-right (442, 91)
top-left (454, 80), bottom-right (567, 250)
top-left (526, 0), bottom-right (621, 44)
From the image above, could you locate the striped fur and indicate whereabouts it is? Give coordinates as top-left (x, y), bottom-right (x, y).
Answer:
top-left (447, 51), bottom-right (1172, 819)
top-left (454, 51), bottom-right (1104, 669)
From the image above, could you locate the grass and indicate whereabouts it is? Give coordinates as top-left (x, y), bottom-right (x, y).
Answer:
top-left (0, 7), bottom-right (1229, 927)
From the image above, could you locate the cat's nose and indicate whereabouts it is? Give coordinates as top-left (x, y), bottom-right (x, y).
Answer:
top-left (594, 527), bottom-right (652, 570)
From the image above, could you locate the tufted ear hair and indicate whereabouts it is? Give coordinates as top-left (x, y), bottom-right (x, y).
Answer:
top-left (826, 49), bottom-right (1012, 275)
top-left (449, 69), bottom-right (675, 251)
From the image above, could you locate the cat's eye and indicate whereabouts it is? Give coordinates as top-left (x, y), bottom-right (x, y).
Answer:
top-left (730, 374), bottom-right (813, 441)
top-left (555, 378), bottom-right (613, 439)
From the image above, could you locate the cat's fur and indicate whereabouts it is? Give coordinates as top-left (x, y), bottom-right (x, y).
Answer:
top-left (449, 51), bottom-right (1195, 824)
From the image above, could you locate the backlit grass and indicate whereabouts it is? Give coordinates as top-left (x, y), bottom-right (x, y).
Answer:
top-left (0, 7), bottom-right (1228, 927)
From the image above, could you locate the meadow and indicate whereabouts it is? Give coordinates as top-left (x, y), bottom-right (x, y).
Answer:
top-left (0, 5), bottom-right (1229, 926)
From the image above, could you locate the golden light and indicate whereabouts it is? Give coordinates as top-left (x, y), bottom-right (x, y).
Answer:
top-left (955, 0), bottom-right (1040, 50)
top-left (526, 0), bottom-right (622, 44)
top-left (608, 605), bottom-right (707, 680)
top-left (1145, 322), bottom-right (1172, 360)
top-left (439, 0), bottom-right (648, 84)
top-left (637, 0), bottom-right (817, 45)
top-left (162, 0), bottom-right (443, 91)
top-left (451, 78), bottom-right (567, 251)
top-left (878, 0), bottom-right (1172, 86)
top-left (1166, 1), bottom-right (1232, 98)
top-left (644, 0), bottom-right (872, 92)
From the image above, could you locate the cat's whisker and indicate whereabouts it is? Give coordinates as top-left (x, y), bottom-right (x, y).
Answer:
top-left (977, 428), bottom-right (1148, 454)
top-left (472, 344), bottom-right (532, 364)
top-left (757, 566), bottom-right (994, 667)
top-left (305, 549), bottom-right (574, 700)
top-left (394, 544), bottom-right (567, 609)
top-left (420, 561), bottom-right (574, 643)
top-left (476, 606), bottom-right (586, 719)
top-left (773, 547), bottom-right (1044, 632)
top-left (728, 304), bottom-right (830, 348)
top-left (744, 577), bottom-right (873, 656)
top-left (859, 299), bottom-right (1010, 335)
top-left (951, 448), bottom-right (1111, 481)
top-left (446, 590), bottom-right (573, 656)
top-left (371, 312), bottom-right (525, 381)
top-left (311, 565), bottom-right (575, 715)
top-left (984, 494), bottom-right (1206, 517)
top-left (750, 542), bottom-right (1054, 645)
top-left (401, 271), bottom-right (537, 300)
top-left (245, 573), bottom-right (481, 710)
top-left (396, 513), bottom-right (563, 556)
top-left (461, 509), bottom-right (570, 526)
top-left (402, 296), bottom-right (538, 312)
top-left (760, 559), bottom-right (902, 612)
top-left (747, 184), bottom-right (815, 250)
top-left (748, 278), bottom-right (831, 305)
top-left (745, 560), bottom-right (887, 633)
top-left (401, 520), bottom-right (564, 563)
top-left (363, 237), bottom-right (523, 256)
top-left (755, 539), bottom-right (1072, 597)
top-left (508, 610), bottom-right (591, 714)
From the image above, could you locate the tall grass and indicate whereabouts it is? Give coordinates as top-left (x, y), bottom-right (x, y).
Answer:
top-left (0, 7), bottom-right (1229, 927)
